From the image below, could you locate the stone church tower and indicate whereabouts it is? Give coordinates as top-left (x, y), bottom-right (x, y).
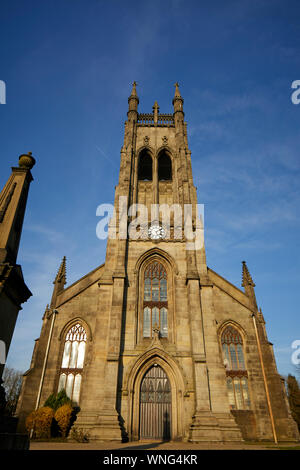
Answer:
top-left (17, 84), bottom-right (298, 443)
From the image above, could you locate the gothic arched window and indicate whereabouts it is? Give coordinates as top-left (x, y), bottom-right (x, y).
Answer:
top-left (143, 262), bottom-right (168, 338)
top-left (221, 326), bottom-right (251, 410)
top-left (138, 150), bottom-right (153, 181)
top-left (58, 323), bottom-right (87, 404)
top-left (158, 152), bottom-right (172, 181)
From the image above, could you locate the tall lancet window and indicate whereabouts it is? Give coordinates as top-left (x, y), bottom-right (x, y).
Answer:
top-left (143, 262), bottom-right (168, 338)
top-left (158, 152), bottom-right (172, 181)
top-left (221, 326), bottom-right (251, 410)
top-left (58, 323), bottom-right (87, 404)
top-left (138, 150), bottom-right (153, 181)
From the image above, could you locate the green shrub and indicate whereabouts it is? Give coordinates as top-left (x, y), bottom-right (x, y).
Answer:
top-left (43, 393), bottom-right (57, 410)
top-left (43, 389), bottom-right (72, 411)
top-left (26, 390), bottom-right (76, 440)
top-left (55, 389), bottom-right (72, 409)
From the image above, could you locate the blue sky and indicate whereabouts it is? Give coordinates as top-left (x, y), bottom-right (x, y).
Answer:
top-left (1, 0), bottom-right (300, 377)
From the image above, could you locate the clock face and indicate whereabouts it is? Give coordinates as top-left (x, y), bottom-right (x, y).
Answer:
top-left (148, 224), bottom-right (166, 240)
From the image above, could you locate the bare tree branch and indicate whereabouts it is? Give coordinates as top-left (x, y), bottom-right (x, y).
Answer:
top-left (2, 367), bottom-right (23, 417)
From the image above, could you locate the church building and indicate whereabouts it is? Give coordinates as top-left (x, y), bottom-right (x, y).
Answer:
top-left (16, 83), bottom-right (299, 442)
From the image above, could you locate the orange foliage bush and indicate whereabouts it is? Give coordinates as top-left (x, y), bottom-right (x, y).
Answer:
top-left (25, 409), bottom-right (37, 436)
top-left (35, 406), bottom-right (54, 438)
top-left (25, 407), bottom-right (54, 439)
top-left (54, 403), bottom-right (73, 437)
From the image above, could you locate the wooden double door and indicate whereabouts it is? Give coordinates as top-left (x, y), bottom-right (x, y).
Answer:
top-left (139, 365), bottom-right (171, 440)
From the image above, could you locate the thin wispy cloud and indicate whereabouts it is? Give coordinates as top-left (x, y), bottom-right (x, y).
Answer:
top-left (24, 224), bottom-right (65, 244)
top-left (96, 145), bottom-right (119, 169)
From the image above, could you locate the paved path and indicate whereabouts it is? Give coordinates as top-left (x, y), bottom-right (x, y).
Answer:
top-left (29, 440), bottom-right (295, 451)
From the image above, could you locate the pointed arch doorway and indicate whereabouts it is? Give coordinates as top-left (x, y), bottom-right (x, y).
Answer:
top-left (139, 364), bottom-right (171, 440)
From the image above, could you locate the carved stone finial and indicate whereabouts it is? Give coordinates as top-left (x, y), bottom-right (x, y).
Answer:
top-left (18, 151), bottom-right (36, 170)
top-left (153, 101), bottom-right (159, 124)
top-left (54, 255), bottom-right (67, 286)
top-left (174, 82), bottom-right (181, 97)
top-left (258, 307), bottom-right (265, 324)
top-left (144, 136), bottom-right (150, 146)
top-left (42, 304), bottom-right (51, 320)
top-left (128, 81), bottom-right (139, 107)
top-left (172, 82), bottom-right (183, 107)
top-left (152, 101), bottom-right (159, 112)
top-left (153, 322), bottom-right (160, 341)
top-left (130, 81), bottom-right (138, 96)
top-left (241, 260), bottom-right (258, 311)
top-left (145, 323), bottom-right (165, 352)
top-left (242, 260), bottom-right (255, 287)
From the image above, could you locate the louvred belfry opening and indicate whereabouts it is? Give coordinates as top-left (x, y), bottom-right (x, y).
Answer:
top-left (138, 149), bottom-right (153, 181)
top-left (158, 151), bottom-right (172, 181)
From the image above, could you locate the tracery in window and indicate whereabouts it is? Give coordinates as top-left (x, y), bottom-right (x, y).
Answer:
top-left (143, 262), bottom-right (168, 338)
top-left (221, 325), bottom-right (250, 410)
top-left (58, 323), bottom-right (87, 404)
